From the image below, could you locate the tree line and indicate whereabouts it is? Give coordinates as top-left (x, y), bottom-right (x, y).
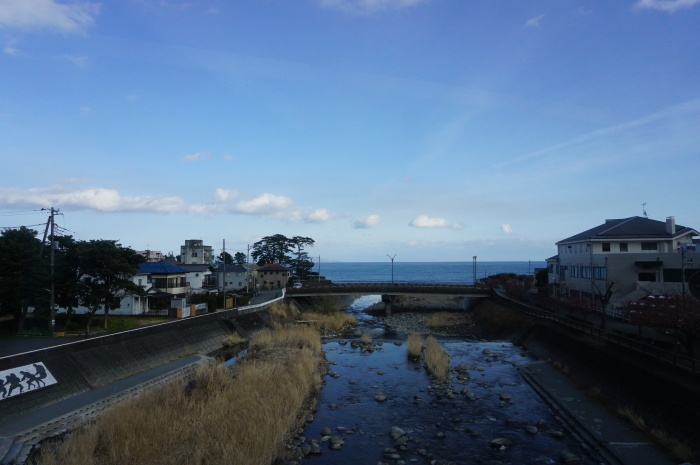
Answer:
top-left (0, 229), bottom-right (317, 336)
top-left (0, 227), bottom-right (143, 336)
top-left (216, 234), bottom-right (317, 279)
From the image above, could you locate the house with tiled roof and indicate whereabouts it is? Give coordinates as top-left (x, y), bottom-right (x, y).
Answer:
top-left (212, 263), bottom-right (250, 292)
top-left (547, 216), bottom-right (700, 315)
top-left (256, 263), bottom-right (292, 290)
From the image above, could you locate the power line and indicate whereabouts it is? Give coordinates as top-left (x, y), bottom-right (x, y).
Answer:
top-left (0, 210), bottom-right (45, 216)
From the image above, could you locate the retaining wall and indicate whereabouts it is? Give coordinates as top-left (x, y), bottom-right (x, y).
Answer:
top-left (0, 306), bottom-right (261, 420)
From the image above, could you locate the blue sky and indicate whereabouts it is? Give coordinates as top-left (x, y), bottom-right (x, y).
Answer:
top-left (1, 0), bottom-right (699, 263)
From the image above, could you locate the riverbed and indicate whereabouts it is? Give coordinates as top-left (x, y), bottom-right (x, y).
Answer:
top-left (288, 297), bottom-right (591, 465)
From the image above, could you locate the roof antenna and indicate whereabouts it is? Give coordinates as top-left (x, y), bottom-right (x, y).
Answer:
top-left (642, 202), bottom-right (648, 218)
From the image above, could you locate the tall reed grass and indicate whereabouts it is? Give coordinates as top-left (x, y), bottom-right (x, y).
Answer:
top-left (423, 336), bottom-right (450, 382)
top-left (221, 331), bottom-right (246, 347)
top-left (39, 326), bottom-right (324, 465)
top-left (267, 300), bottom-right (300, 324)
top-left (299, 311), bottom-right (356, 332)
top-left (425, 312), bottom-right (471, 328)
top-left (406, 333), bottom-right (422, 360)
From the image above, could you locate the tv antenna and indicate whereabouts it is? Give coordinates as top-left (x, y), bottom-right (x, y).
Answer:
top-left (641, 202), bottom-right (648, 218)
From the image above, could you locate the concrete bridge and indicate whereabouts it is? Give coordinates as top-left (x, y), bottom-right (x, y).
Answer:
top-left (286, 282), bottom-right (492, 314)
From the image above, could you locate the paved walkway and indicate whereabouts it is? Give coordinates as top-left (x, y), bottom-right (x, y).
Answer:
top-left (521, 361), bottom-right (678, 465)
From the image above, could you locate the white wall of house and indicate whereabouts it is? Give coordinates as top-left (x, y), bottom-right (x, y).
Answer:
top-left (552, 232), bottom-right (699, 312)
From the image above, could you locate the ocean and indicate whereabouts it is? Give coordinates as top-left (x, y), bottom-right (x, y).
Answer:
top-left (315, 261), bottom-right (545, 284)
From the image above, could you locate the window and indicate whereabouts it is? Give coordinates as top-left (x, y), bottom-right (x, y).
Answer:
top-left (638, 272), bottom-right (656, 282)
top-left (581, 266), bottom-right (592, 279)
top-left (619, 242), bottom-right (628, 252)
top-left (641, 242), bottom-right (658, 251)
top-left (602, 243), bottom-right (610, 252)
top-left (593, 267), bottom-right (607, 280)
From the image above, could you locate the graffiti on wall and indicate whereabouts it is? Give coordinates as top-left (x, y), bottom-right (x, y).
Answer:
top-left (0, 362), bottom-right (57, 400)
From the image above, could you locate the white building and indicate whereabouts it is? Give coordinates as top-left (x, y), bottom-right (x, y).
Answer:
top-left (547, 216), bottom-right (699, 315)
top-left (180, 239), bottom-right (213, 265)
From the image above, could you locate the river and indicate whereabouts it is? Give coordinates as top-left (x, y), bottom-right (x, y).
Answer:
top-left (289, 296), bottom-right (590, 465)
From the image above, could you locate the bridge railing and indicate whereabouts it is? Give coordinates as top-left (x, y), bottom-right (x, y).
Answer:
top-left (287, 282), bottom-right (491, 294)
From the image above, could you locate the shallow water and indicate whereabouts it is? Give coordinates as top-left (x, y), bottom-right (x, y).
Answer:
top-left (293, 297), bottom-right (589, 465)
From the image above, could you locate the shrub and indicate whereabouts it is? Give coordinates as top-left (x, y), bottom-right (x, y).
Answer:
top-left (423, 336), bottom-right (450, 382)
top-left (39, 326), bottom-right (324, 465)
top-left (406, 333), bottom-right (422, 360)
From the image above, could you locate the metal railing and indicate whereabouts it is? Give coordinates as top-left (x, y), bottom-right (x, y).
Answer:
top-left (492, 290), bottom-right (699, 374)
top-left (287, 281), bottom-right (491, 295)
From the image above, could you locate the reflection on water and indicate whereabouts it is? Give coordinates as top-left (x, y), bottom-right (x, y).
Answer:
top-left (297, 339), bottom-right (586, 465)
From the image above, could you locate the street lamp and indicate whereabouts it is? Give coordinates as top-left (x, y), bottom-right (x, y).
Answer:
top-left (386, 254), bottom-right (396, 284)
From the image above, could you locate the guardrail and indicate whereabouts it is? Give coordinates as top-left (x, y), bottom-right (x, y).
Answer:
top-left (287, 282), bottom-right (491, 295)
top-left (492, 290), bottom-right (699, 374)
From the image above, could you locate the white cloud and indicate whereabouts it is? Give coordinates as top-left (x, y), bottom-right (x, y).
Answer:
top-left (634, 0), bottom-right (700, 12)
top-left (64, 54), bottom-right (88, 67)
top-left (0, 185), bottom-right (336, 224)
top-left (234, 193), bottom-right (293, 215)
top-left (526, 14), bottom-right (544, 27)
top-left (214, 188), bottom-right (238, 202)
top-left (306, 208), bottom-right (333, 223)
top-left (409, 215), bottom-right (462, 230)
top-left (318, 0), bottom-right (431, 14)
top-left (2, 39), bottom-right (19, 55)
top-left (79, 106), bottom-right (91, 115)
top-left (0, 186), bottom-right (187, 213)
top-left (501, 223), bottom-right (514, 234)
top-left (222, 154), bottom-right (233, 161)
top-left (352, 214), bottom-right (382, 229)
top-left (502, 98), bottom-right (700, 167)
top-left (0, 0), bottom-right (100, 33)
top-left (181, 152), bottom-right (210, 162)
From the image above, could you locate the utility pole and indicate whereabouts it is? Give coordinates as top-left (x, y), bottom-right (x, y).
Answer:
top-left (41, 207), bottom-right (58, 336)
top-left (246, 244), bottom-right (251, 294)
top-left (222, 239), bottom-right (227, 307)
top-left (472, 256), bottom-right (477, 285)
top-left (318, 256), bottom-right (321, 283)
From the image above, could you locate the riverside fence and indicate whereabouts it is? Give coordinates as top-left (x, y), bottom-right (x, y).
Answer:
top-left (492, 289), bottom-right (699, 374)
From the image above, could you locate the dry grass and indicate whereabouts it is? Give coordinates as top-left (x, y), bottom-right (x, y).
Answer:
top-left (425, 312), bottom-right (470, 328)
top-left (221, 331), bottom-right (246, 347)
top-left (472, 299), bottom-right (533, 338)
top-left (406, 333), bottom-right (422, 360)
top-left (299, 311), bottom-right (356, 332)
top-left (39, 326), bottom-right (324, 465)
top-left (360, 333), bottom-right (372, 344)
top-left (313, 296), bottom-right (343, 314)
top-left (267, 300), bottom-right (300, 325)
top-left (617, 406), bottom-right (695, 463)
top-left (423, 336), bottom-right (450, 382)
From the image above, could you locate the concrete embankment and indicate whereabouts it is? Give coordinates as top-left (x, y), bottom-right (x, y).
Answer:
top-left (0, 307), bottom-right (266, 422)
top-left (497, 297), bottom-right (700, 463)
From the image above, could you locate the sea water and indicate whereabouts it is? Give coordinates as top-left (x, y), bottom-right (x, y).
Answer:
top-left (315, 261), bottom-right (545, 284)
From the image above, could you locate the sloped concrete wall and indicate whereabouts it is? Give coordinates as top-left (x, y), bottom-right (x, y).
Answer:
top-left (0, 308), bottom-right (241, 419)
